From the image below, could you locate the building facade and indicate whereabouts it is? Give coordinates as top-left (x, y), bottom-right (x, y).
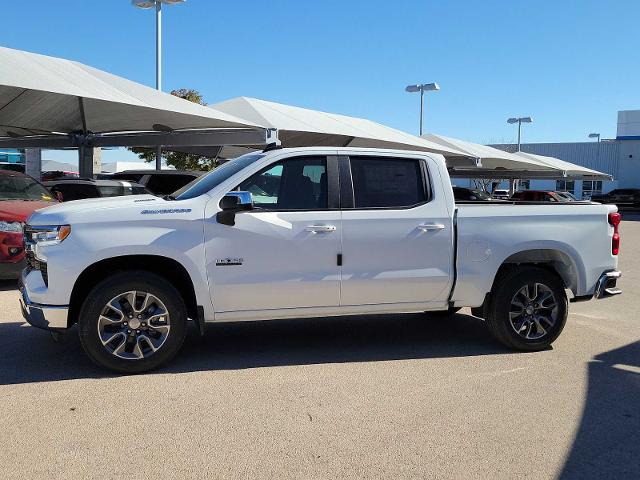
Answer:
top-left (0, 148), bottom-right (24, 165)
top-left (455, 110), bottom-right (640, 199)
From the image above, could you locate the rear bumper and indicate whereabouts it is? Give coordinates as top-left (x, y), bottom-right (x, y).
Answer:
top-left (0, 259), bottom-right (26, 280)
top-left (594, 270), bottom-right (622, 299)
top-left (19, 282), bottom-right (69, 330)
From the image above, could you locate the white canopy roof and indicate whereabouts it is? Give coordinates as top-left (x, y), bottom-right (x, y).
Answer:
top-left (211, 97), bottom-right (466, 157)
top-left (511, 151), bottom-right (612, 180)
top-left (0, 46), bottom-right (261, 137)
top-left (422, 133), bottom-right (551, 171)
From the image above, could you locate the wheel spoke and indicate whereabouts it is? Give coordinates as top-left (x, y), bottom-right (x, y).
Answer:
top-left (98, 289), bottom-right (171, 361)
top-left (532, 316), bottom-right (547, 337)
top-left (138, 335), bottom-right (159, 352)
top-left (101, 331), bottom-right (125, 347)
top-left (509, 282), bottom-right (559, 341)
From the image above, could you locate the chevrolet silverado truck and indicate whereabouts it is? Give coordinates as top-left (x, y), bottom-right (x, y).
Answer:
top-left (19, 147), bottom-right (622, 373)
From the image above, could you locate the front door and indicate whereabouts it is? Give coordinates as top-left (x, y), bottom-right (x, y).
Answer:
top-left (205, 155), bottom-right (341, 314)
top-left (339, 155), bottom-right (454, 307)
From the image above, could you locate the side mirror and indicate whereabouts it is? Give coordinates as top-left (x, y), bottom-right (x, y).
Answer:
top-left (216, 191), bottom-right (254, 226)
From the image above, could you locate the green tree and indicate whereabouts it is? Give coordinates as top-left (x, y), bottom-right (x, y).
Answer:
top-left (129, 88), bottom-right (219, 171)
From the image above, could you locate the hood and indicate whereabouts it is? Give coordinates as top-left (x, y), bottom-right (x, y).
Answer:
top-left (0, 199), bottom-right (57, 222)
top-left (26, 194), bottom-right (183, 226)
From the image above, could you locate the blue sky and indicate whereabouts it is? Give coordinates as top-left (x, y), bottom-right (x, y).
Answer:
top-left (2, 0), bottom-right (638, 163)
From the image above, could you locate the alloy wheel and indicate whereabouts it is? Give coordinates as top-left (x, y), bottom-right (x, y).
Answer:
top-left (508, 282), bottom-right (558, 340)
top-left (97, 291), bottom-right (171, 360)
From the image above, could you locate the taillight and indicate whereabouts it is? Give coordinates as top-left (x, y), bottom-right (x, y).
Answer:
top-left (608, 212), bottom-right (621, 255)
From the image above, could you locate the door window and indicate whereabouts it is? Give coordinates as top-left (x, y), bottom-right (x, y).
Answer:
top-left (237, 156), bottom-right (328, 210)
top-left (349, 157), bottom-right (427, 208)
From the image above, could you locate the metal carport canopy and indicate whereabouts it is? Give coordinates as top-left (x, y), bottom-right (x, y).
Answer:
top-left (209, 97), bottom-right (467, 157)
top-left (0, 47), bottom-right (275, 174)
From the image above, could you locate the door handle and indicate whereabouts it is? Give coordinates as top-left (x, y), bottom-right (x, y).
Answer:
top-left (306, 225), bottom-right (337, 233)
top-left (417, 223), bottom-right (445, 232)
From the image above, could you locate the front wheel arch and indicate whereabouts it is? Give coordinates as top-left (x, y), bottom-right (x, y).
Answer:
top-left (68, 255), bottom-right (198, 326)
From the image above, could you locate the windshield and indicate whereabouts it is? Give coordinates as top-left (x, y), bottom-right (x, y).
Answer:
top-left (0, 175), bottom-right (55, 201)
top-left (174, 153), bottom-right (265, 200)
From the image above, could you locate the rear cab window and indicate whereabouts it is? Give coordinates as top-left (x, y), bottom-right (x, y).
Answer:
top-left (348, 156), bottom-right (428, 208)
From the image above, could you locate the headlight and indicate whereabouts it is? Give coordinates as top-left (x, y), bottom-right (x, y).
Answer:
top-left (26, 225), bottom-right (71, 246)
top-left (0, 221), bottom-right (23, 233)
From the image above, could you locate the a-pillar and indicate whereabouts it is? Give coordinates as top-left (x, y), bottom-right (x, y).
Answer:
top-left (78, 147), bottom-right (102, 178)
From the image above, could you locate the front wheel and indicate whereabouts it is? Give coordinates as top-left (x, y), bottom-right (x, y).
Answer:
top-left (78, 271), bottom-right (188, 373)
top-left (485, 267), bottom-right (568, 351)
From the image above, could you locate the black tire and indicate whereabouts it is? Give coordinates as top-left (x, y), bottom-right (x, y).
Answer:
top-left (427, 306), bottom-right (461, 318)
top-left (485, 266), bottom-right (568, 351)
top-left (78, 271), bottom-right (188, 373)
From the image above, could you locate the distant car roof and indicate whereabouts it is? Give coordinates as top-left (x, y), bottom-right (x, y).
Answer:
top-left (43, 178), bottom-right (147, 188)
top-left (111, 170), bottom-right (205, 176)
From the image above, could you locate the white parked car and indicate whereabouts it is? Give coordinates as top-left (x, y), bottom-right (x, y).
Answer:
top-left (491, 189), bottom-right (511, 199)
top-left (20, 147), bottom-right (622, 373)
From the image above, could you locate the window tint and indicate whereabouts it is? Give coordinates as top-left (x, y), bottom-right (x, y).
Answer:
top-left (238, 156), bottom-right (327, 210)
top-left (146, 174), bottom-right (195, 195)
top-left (130, 186), bottom-right (150, 195)
top-left (52, 183), bottom-right (99, 201)
top-left (98, 185), bottom-right (125, 197)
top-left (111, 173), bottom-right (145, 182)
top-left (350, 157), bottom-right (426, 208)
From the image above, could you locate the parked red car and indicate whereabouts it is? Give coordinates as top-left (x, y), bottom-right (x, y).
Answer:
top-left (0, 170), bottom-right (57, 279)
top-left (510, 190), bottom-right (569, 202)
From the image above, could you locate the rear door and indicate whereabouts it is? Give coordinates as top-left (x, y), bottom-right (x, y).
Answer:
top-left (339, 154), bottom-right (454, 307)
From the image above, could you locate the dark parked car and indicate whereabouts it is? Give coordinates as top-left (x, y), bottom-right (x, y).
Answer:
top-left (591, 189), bottom-right (640, 209)
top-left (511, 190), bottom-right (569, 202)
top-left (452, 187), bottom-right (493, 201)
top-left (99, 170), bottom-right (204, 196)
top-left (43, 178), bottom-right (151, 202)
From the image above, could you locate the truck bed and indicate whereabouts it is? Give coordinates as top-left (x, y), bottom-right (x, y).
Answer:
top-left (451, 202), bottom-right (618, 307)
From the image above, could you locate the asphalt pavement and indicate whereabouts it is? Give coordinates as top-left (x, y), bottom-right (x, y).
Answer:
top-left (0, 214), bottom-right (638, 479)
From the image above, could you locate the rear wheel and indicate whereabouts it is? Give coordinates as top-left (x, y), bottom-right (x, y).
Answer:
top-left (485, 266), bottom-right (567, 351)
top-left (78, 271), bottom-right (188, 373)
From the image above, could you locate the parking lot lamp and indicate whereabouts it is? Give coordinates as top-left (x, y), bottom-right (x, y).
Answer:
top-left (132, 0), bottom-right (186, 169)
top-left (589, 133), bottom-right (601, 142)
top-left (405, 83), bottom-right (440, 135)
top-left (507, 116), bottom-right (533, 151)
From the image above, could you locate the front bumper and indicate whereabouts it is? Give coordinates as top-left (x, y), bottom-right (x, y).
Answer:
top-left (595, 270), bottom-right (622, 299)
top-left (19, 282), bottom-right (69, 330)
top-left (0, 259), bottom-right (26, 280)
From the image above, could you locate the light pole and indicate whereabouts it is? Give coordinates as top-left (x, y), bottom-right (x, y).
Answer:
top-left (507, 116), bottom-right (533, 151)
top-left (405, 82), bottom-right (440, 135)
top-left (589, 133), bottom-right (601, 167)
top-left (132, 0), bottom-right (186, 169)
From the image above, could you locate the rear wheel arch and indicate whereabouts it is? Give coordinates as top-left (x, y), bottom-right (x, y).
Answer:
top-left (496, 248), bottom-right (581, 294)
top-left (474, 248), bottom-right (581, 319)
top-left (68, 255), bottom-right (198, 326)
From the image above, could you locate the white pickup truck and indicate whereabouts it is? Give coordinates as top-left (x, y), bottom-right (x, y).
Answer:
top-left (19, 147), bottom-right (622, 373)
